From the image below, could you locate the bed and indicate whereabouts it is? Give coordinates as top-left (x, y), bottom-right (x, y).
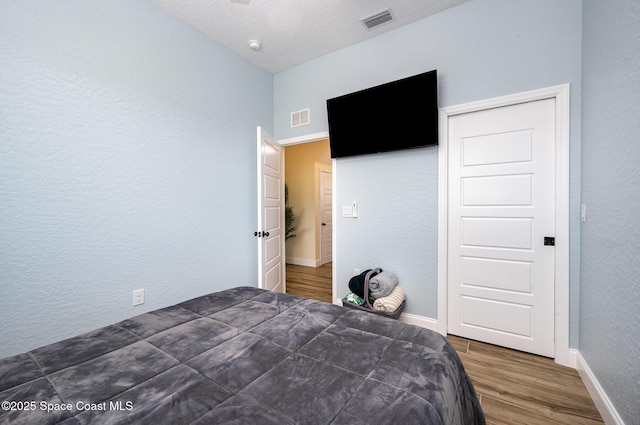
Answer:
top-left (0, 286), bottom-right (485, 424)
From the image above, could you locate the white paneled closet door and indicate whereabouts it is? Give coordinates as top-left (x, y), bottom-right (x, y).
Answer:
top-left (447, 99), bottom-right (556, 358)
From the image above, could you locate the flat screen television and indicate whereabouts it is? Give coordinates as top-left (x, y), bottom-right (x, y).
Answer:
top-left (326, 70), bottom-right (438, 159)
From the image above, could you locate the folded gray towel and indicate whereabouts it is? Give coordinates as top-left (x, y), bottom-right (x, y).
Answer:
top-left (369, 272), bottom-right (398, 299)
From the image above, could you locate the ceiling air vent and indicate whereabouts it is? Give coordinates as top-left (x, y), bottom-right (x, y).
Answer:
top-left (361, 8), bottom-right (394, 30)
top-left (291, 108), bottom-right (310, 128)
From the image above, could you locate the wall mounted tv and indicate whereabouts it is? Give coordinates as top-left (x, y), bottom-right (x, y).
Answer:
top-left (326, 70), bottom-right (438, 159)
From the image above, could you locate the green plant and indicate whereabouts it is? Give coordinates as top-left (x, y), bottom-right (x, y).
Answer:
top-left (285, 184), bottom-right (297, 240)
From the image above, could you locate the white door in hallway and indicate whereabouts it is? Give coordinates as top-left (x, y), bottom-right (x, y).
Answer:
top-left (447, 99), bottom-right (556, 357)
top-left (256, 126), bottom-right (285, 293)
top-left (319, 168), bottom-right (332, 266)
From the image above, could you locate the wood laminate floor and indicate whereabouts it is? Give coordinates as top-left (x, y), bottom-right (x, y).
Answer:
top-left (285, 262), bottom-right (333, 303)
top-left (285, 263), bottom-right (604, 425)
top-left (447, 335), bottom-right (604, 425)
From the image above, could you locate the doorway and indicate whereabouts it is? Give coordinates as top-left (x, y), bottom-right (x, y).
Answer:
top-left (283, 139), bottom-right (334, 302)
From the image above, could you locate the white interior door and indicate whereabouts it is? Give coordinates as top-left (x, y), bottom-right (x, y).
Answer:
top-left (447, 99), bottom-right (556, 357)
top-left (319, 168), bottom-right (332, 265)
top-left (257, 126), bottom-right (285, 293)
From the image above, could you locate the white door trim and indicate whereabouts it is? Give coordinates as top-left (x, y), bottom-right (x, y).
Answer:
top-left (437, 84), bottom-right (572, 367)
top-left (279, 131), bottom-right (330, 146)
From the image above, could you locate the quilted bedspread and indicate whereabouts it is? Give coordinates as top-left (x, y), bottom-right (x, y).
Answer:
top-left (0, 286), bottom-right (484, 424)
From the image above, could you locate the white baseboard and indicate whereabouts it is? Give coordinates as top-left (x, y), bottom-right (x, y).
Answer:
top-left (576, 351), bottom-right (626, 425)
top-left (398, 312), bottom-right (439, 332)
top-left (327, 305), bottom-right (440, 333)
top-left (564, 348), bottom-right (578, 369)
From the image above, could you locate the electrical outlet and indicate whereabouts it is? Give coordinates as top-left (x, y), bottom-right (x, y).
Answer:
top-left (133, 289), bottom-right (145, 306)
top-left (353, 268), bottom-right (361, 276)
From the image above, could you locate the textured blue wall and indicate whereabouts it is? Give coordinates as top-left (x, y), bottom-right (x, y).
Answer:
top-left (274, 0), bottom-right (582, 338)
top-left (581, 1), bottom-right (640, 422)
top-left (0, 0), bottom-right (273, 358)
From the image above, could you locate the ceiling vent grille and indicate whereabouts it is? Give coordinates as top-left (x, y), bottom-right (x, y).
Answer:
top-left (291, 108), bottom-right (310, 128)
top-left (361, 8), bottom-right (394, 30)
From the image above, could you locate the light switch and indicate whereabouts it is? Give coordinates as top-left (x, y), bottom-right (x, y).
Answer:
top-left (342, 206), bottom-right (353, 217)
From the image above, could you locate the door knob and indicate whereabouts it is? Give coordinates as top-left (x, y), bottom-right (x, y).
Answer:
top-left (322, 223), bottom-right (327, 226)
top-left (262, 231), bottom-right (269, 237)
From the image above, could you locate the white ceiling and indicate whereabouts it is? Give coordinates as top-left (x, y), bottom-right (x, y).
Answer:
top-left (150, 0), bottom-right (470, 74)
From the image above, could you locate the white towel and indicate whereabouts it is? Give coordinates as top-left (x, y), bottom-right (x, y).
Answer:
top-left (373, 286), bottom-right (406, 313)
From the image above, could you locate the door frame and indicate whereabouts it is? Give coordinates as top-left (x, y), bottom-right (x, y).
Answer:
top-left (279, 131), bottom-right (337, 304)
top-left (437, 84), bottom-right (572, 367)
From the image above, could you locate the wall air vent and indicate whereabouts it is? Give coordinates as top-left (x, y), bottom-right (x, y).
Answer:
top-left (361, 8), bottom-right (394, 30)
top-left (291, 108), bottom-right (310, 128)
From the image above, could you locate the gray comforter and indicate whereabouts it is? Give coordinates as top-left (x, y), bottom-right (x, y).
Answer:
top-left (0, 286), bottom-right (485, 424)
